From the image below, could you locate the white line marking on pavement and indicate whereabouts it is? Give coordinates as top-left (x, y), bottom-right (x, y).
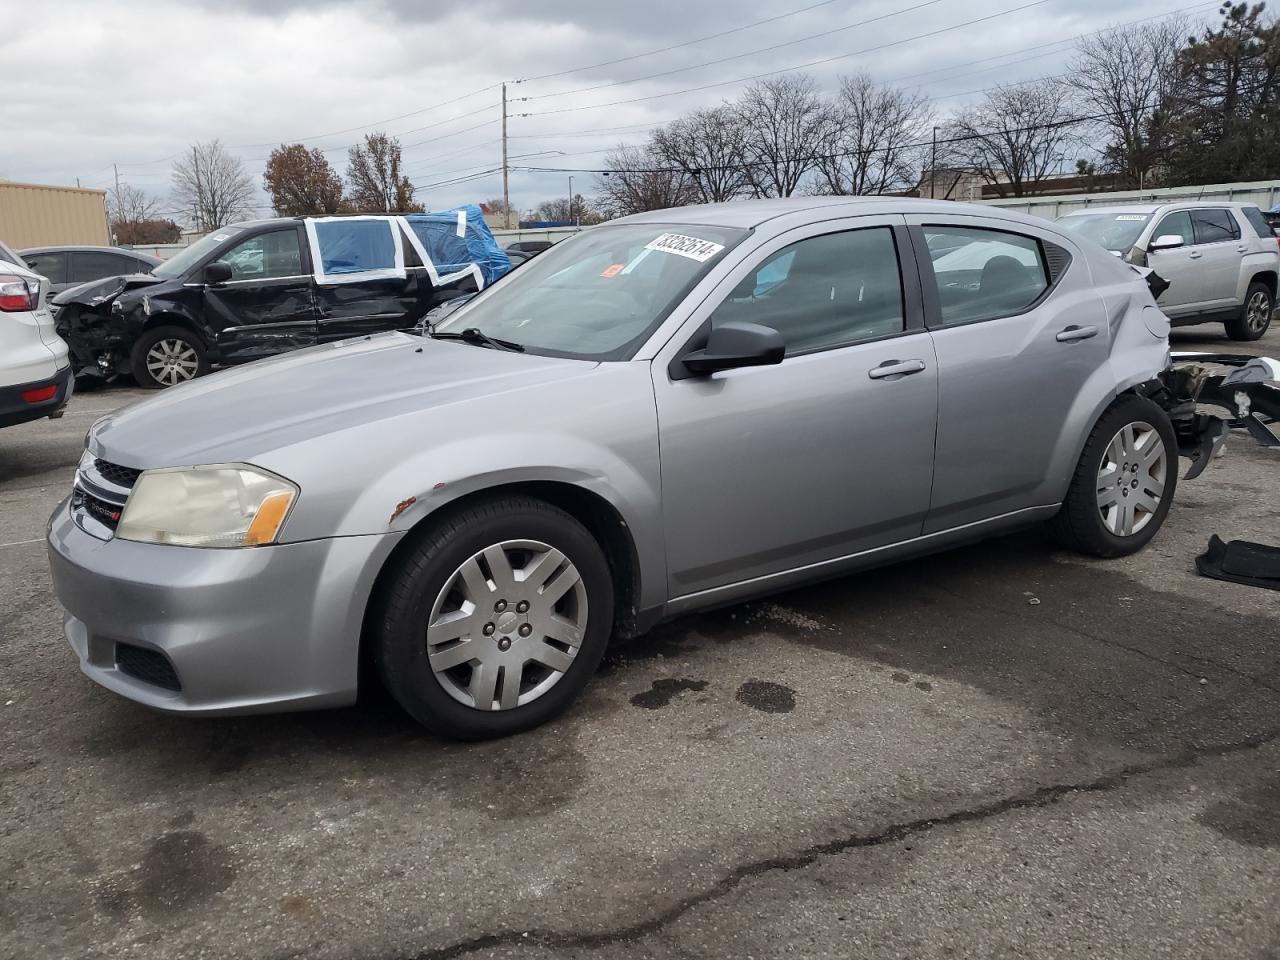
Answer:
top-left (0, 538), bottom-right (44, 549)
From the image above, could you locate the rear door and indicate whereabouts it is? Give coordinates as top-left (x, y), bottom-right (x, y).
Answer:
top-left (906, 215), bottom-right (1111, 532)
top-left (203, 225), bottom-right (318, 363)
top-left (1189, 208), bottom-right (1244, 310)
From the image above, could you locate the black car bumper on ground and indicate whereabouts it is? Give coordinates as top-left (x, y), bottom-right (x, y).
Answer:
top-left (0, 365), bottom-right (73, 428)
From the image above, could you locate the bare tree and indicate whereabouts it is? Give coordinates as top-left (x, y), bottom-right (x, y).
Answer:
top-left (345, 132), bottom-right (423, 213)
top-left (736, 74), bottom-right (827, 197)
top-left (815, 73), bottom-right (933, 196)
top-left (945, 80), bottom-right (1082, 198)
top-left (653, 106), bottom-right (751, 203)
top-left (108, 181), bottom-right (160, 227)
top-left (170, 140), bottom-right (256, 230)
top-left (1068, 17), bottom-right (1188, 188)
top-left (594, 142), bottom-right (698, 217)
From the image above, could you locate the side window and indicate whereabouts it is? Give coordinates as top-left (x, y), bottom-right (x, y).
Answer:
top-left (1191, 208), bottom-right (1240, 244)
top-left (1241, 206), bottom-right (1276, 238)
top-left (220, 230), bottom-right (303, 281)
top-left (70, 251), bottom-right (133, 283)
top-left (312, 219), bottom-right (395, 276)
top-left (708, 228), bottom-right (904, 353)
top-left (23, 252), bottom-right (66, 284)
top-left (1153, 211), bottom-right (1194, 246)
top-left (923, 226), bottom-right (1049, 326)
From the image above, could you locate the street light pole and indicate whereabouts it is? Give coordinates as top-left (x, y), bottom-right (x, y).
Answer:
top-left (930, 126), bottom-right (938, 199)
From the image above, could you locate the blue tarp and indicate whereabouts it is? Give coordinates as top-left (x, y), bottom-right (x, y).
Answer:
top-left (402, 205), bottom-right (510, 287)
top-left (312, 218), bottom-right (397, 276)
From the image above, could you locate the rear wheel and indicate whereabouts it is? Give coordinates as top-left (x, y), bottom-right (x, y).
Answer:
top-left (1225, 281), bottom-right (1273, 341)
top-left (1048, 395), bottom-right (1177, 558)
top-left (372, 496), bottom-right (614, 740)
top-left (131, 325), bottom-right (209, 389)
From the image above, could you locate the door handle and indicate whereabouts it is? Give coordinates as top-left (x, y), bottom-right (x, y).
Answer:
top-left (1056, 324), bottom-right (1099, 343)
top-left (1188, 250), bottom-right (1202, 259)
top-left (868, 359), bottom-right (926, 380)
top-left (1236, 245), bottom-right (1249, 253)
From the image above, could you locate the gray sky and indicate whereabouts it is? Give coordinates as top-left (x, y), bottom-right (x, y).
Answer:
top-left (1, 0), bottom-right (1214, 219)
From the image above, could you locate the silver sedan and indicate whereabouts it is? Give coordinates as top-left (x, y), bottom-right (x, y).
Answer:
top-left (50, 197), bottom-right (1183, 739)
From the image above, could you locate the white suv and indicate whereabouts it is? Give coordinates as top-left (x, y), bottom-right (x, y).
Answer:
top-left (1057, 202), bottom-right (1279, 341)
top-left (0, 238), bottom-right (72, 428)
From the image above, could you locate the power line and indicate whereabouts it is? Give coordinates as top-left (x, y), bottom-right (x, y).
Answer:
top-left (520, 0), bottom-right (947, 102)
top-left (515, 0), bottom-right (848, 83)
top-left (520, 0), bottom-right (1055, 117)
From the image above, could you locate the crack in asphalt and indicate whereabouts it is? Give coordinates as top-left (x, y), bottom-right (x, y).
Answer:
top-left (394, 727), bottom-right (1280, 960)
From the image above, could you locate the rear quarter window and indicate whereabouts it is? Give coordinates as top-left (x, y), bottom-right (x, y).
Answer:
top-left (1241, 206), bottom-right (1276, 239)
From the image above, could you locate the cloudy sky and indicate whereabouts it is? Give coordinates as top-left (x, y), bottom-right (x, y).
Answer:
top-left (2, 0), bottom-right (1215, 220)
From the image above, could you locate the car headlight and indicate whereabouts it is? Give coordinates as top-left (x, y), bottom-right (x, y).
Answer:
top-left (115, 465), bottom-right (298, 548)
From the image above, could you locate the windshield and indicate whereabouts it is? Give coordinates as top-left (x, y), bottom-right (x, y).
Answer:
top-left (151, 226), bottom-right (245, 279)
top-left (433, 222), bottom-right (747, 360)
top-left (1057, 213), bottom-right (1151, 253)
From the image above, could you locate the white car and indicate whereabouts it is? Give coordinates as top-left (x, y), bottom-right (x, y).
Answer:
top-left (0, 238), bottom-right (72, 428)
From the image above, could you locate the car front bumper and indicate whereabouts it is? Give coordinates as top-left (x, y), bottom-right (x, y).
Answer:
top-left (46, 500), bottom-right (403, 715)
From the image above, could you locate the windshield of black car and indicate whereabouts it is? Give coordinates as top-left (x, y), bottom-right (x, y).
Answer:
top-left (432, 223), bottom-right (747, 360)
top-left (151, 227), bottom-right (245, 279)
top-left (1057, 213), bottom-right (1151, 253)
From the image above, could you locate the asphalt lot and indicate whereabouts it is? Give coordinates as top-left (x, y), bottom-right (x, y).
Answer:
top-left (2, 324), bottom-right (1279, 960)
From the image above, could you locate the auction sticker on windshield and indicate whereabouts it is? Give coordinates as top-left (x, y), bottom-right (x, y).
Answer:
top-left (644, 233), bottom-right (725, 262)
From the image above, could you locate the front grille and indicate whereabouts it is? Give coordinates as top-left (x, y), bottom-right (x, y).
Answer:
top-left (72, 455), bottom-right (138, 539)
top-left (94, 459), bottom-right (141, 488)
top-left (115, 643), bottom-right (181, 692)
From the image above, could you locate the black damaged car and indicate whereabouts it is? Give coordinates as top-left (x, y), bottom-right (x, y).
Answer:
top-left (53, 211), bottom-right (509, 388)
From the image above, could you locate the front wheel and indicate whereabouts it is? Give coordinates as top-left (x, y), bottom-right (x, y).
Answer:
top-left (130, 325), bottom-right (209, 389)
top-left (1225, 281), bottom-right (1273, 341)
top-left (372, 496), bottom-right (614, 740)
top-left (1047, 395), bottom-right (1177, 558)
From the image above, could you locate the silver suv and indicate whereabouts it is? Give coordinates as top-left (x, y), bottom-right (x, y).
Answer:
top-left (1057, 202), bottom-right (1279, 341)
top-left (48, 198), bottom-right (1195, 739)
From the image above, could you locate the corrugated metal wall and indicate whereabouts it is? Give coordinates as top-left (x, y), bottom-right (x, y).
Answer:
top-left (981, 179), bottom-right (1280, 220)
top-left (0, 181), bottom-right (111, 247)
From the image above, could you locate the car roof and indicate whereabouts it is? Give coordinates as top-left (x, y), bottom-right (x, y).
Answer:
top-left (612, 196), bottom-right (1045, 230)
top-left (19, 244), bottom-right (161, 261)
top-left (1059, 201), bottom-right (1260, 217)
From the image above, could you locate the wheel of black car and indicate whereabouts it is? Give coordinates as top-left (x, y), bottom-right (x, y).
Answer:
top-left (1047, 395), bottom-right (1178, 558)
top-left (1226, 281), bottom-right (1273, 341)
top-left (372, 496), bottom-right (614, 740)
top-left (130, 324), bottom-right (209, 389)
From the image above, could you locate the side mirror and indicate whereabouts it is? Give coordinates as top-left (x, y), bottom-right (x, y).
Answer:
top-left (204, 261), bottom-right (233, 284)
top-left (1149, 234), bottom-right (1185, 252)
top-left (680, 321), bottom-right (785, 376)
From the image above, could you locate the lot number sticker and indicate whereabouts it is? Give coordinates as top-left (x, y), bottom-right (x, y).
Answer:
top-left (644, 233), bottom-right (725, 262)
top-left (1115, 215), bottom-right (1149, 221)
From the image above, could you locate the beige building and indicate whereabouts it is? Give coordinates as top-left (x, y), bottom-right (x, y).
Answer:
top-left (0, 180), bottom-right (111, 247)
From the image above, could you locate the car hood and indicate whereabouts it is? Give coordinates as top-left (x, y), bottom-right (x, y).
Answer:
top-left (89, 332), bottom-right (597, 468)
top-left (52, 273), bottom-right (165, 307)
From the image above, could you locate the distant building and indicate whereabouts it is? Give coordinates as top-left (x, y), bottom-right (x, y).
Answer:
top-left (916, 169), bottom-right (1117, 202)
top-left (0, 180), bottom-right (110, 247)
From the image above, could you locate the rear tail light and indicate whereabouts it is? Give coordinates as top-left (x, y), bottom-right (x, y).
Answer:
top-left (0, 274), bottom-right (37, 312)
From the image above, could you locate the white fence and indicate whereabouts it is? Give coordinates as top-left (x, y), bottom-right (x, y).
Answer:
top-left (982, 179), bottom-right (1280, 220)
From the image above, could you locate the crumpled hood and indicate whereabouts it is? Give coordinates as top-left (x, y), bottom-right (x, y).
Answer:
top-left (90, 332), bottom-right (595, 468)
top-left (53, 273), bottom-right (163, 307)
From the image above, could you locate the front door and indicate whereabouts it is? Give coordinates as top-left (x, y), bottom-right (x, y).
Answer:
top-left (1145, 210), bottom-right (1200, 315)
top-left (652, 218), bottom-right (939, 600)
top-left (205, 226), bottom-right (317, 363)
top-left (908, 217), bottom-right (1112, 532)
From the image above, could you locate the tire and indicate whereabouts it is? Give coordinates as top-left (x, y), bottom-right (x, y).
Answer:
top-left (130, 324), bottom-right (209, 389)
top-left (372, 496), bottom-right (614, 740)
top-left (1225, 281), bottom-right (1273, 341)
top-left (1047, 395), bottom-right (1177, 558)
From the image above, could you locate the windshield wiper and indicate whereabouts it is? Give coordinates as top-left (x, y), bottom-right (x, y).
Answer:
top-left (428, 326), bottom-right (524, 353)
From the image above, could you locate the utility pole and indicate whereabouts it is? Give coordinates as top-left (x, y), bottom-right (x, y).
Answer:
top-left (568, 175), bottom-right (574, 226)
top-left (113, 163), bottom-right (120, 207)
top-left (501, 83), bottom-right (511, 230)
top-left (929, 127), bottom-right (938, 199)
